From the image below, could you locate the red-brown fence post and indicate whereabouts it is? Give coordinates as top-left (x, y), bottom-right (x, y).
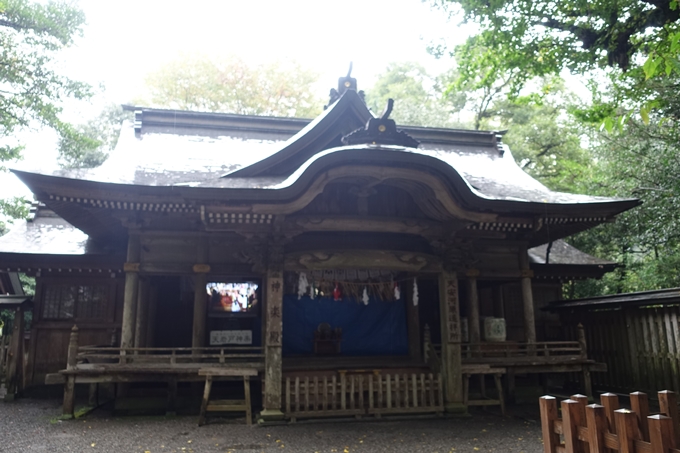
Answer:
top-left (658, 390), bottom-right (680, 447)
top-left (648, 414), bottom-right (676, 453)
top-left (615, 409), bottom-right (640, 453)
top-left (563, 399), bottom-right (585, 453)
top-left (600, 393), bottom-right (619, 435)
top-left (630, 391), bottom-right (650, 441)
top-left (540, 396), bottom-right (560, 453)
top-left (586, 404), bottom-right (607, 453)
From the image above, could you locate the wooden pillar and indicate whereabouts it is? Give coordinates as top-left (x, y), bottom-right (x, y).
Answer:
top-left (466, 270), bottom-right (481, 344)
top-left (5, 305), bottom-right (25, 401)
top-left (406, 276), bottom-right (421, 362)
top-left (62, 325), bottom-right (79, 417)
top-left (438, 269), bottom-right (465, 413)
top-left (134, 278), bottom-right (149, 349)
top-left (262, 266), bottom-right (284, 420)
top-left (192, 237), bottom-right (209, 350)
top-left (120, 234), bottom-right (141, 358)
top-left (492, 284), bottom-right (505, 318)
top-left (518, 246), bottom-right (536, 344)
top-left (145, 285), bottom-right (158, 348)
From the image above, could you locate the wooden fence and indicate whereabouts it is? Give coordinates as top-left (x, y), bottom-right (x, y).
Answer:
top-left (540, 391), bottom-right (680, 453)
top-left (284, 372), bottom-right (444, 421)
top-left (559, 302), bottom-right (680, 394)
top-left (0, 334), bottom-right (10, 382)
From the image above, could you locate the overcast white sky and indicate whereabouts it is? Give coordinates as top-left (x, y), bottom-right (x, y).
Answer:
top-left (62, 0), bottom-right (468, 116)
top-left (5, 0), bottom-right (471, 199)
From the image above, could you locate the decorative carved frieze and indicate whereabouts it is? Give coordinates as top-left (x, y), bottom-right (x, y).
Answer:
top-left (237, 235), bottom-right (288, 273)
top-left (429, 237), bottom-right (478, 271)
top-left (290, 250), bottom-right (436, 272)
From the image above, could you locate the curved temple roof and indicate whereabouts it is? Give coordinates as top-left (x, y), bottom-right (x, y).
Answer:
top-left (5, 88), bottom-right (639, 251)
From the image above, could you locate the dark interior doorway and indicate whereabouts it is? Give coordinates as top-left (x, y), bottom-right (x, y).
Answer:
top-left (151, 276), bottom-right (193, 348)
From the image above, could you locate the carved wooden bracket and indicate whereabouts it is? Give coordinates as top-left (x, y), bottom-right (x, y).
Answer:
top-left (429, 237), bottom-right (478, 272)
top-left (123, 262), bottom-right (140, 273)
top-left (192, 264), bottom-right (211, 274)
top-left (520, 269), bottom-right (535, 278)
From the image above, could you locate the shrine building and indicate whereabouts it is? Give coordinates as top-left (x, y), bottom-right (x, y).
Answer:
top-left (0, 72), bottom-right (639, 421)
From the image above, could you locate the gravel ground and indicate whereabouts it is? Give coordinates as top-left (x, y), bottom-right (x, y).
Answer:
top-left (0, 398), bottom-right (544, 453)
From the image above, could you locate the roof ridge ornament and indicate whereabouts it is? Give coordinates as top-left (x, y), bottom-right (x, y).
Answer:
top-left (324, 62), bottom-right (365, 109)
top-left (341, 99), bottom-right (420, 148)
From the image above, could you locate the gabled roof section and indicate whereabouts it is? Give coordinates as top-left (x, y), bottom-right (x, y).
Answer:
top-left (224, 89), bottom-right (372, 178)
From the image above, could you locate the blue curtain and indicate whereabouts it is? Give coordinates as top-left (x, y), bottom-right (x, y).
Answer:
top-left (282, 295), bottom-right (408, 356)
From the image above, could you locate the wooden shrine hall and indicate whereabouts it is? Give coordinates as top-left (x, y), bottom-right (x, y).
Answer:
top-left (0, 71), bottom-right (639, 422)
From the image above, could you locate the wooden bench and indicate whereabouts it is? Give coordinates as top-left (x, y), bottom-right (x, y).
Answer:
top-left (461, 364), bottom-right (506, 416)
top-left (198, 367), bottom-right (258, 426)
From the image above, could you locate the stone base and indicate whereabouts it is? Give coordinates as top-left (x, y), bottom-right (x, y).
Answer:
top-left (444, 402), bottom-right (470, 417)
top-left (258, 409), bottom-right (286, 425)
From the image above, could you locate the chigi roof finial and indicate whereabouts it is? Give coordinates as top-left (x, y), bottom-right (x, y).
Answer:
top-left (324, 62), bottom-right (365, 109)
top-left (341, 98), bottom-right (420, 148)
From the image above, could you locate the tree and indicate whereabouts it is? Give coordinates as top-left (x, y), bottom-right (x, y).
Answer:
top-left (136, 54), bottom-right (324, 118)
top-left (365, 62), bottom-right (466, 128)
top-left (488, 79), bottom-right (596, 194)
top-left (0, 0), bottom-right (92, 231)
top-left (0, 0), bottom-right (91, 160)
top-left (58, 104), bottom-right (132, 169)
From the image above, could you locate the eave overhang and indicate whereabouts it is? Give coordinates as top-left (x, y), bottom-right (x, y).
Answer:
top-left (12, 144), bottom-right (639, 245)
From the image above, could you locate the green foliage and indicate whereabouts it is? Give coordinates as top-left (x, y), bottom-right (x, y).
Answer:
top-left (433, 0), bottom-right (680, 123)
top-left (0, 196), bottom-right (29, 235)
top-left (0, 0), bottom-right (92, 161)
top-left (58, 104), bottom-right (132, 168)
top-left (136, 54), bottom-right (324, 118)
top-left (365, 62), bottom-right (466, 128)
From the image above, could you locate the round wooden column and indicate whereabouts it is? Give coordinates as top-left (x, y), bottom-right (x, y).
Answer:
top-left (466, 269), bottom-right (481, 345)
top-left (261, 267), bottom-right (284, 420)
top-left (519, 247), bottom-right (537, 344)
top-left (120, 234), bottom-right (141, 357)
top-left (192, 236), bottom-right (209, 350)
top-left (438, 269), bottom-right (465, 413)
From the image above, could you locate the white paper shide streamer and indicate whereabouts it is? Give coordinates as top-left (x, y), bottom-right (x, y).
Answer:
top-left (413, 278), bottom-right (418, 306)
top-left (362, 287), bottom-right (369, 305)
top-left (297, 272), bottom-right (309, 300)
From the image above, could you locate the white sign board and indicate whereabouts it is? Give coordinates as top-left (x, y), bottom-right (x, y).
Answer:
top-left (209, 330), bottom-right (252, 345)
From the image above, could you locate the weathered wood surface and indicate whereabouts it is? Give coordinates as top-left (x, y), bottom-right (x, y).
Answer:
top-left (283, 371), bottom-right (444, 421)
top-left (198, 368), bottom-right (255, 426)
top-left (540, 391), bottom-right (680, 453)
top-left (462, 366), bottom-right (506, 415)
top-left (562, 303), bottom-right (680, 394)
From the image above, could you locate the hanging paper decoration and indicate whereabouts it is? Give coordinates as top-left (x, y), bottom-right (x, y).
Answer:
top-left (362, 287), bottom-right (369, 305)
top-left (413, 277), bottom-right (419, 306)
top-left (309, 279), bottom-right (315, 299)
top-left (333, 282), bottom-right (342, 301)
top-left (298, 272), bottom-right (309, 300)
top-left (393, 281), bottom-right (401, 300)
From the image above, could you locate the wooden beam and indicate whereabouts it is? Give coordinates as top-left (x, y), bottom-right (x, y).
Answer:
top-left (519, 246), bottom-right (537, 344)
top-left (466, 270), bottom-right (481, 344)
top-left (120, 234), bottom-right (141, 356)
top-left (438, 269), bottom-right (465, 413)
top-left (262, 265), bottom-right (284, 420)
top-left (192, 237), bottom-right (209, 349)
top-left (134, 278), bottom-right (149, 348)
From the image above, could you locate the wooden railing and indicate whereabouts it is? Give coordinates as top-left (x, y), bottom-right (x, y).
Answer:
top-left (284, 372), bottom-right (444, 421)
top-left (540, 391), bottom-right (680, 453)
top-left (76, 346), bottom-right (264, 365)
top-left (461, 341), bottom-right (585, 360)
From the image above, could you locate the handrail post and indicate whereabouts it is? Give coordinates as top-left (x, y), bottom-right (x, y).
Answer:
top-left (577, 323), bottom-right (587, 359)
top-left (67, 325), bottom-right (79, 370)
top-left (423, 324), bottom-right (431, 363)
